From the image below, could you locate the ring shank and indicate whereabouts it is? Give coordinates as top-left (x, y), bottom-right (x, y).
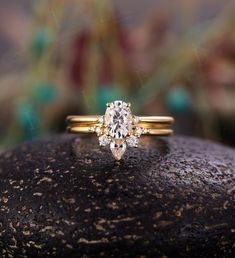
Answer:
top-left (67, 126), bottom-right (173, 136)
top-left (66, 115), bottom-right (174, 124)
top-left (66, 115), bottom-right (174, 136)
top-left (66, 116), bottom-right (99, 123)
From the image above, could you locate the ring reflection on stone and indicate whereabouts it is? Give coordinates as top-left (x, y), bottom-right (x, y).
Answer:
top-left (66, 100), bottom-right (174, 160)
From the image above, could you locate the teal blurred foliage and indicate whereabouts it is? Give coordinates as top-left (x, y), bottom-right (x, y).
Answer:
top-left (97, 86), bottom-right (125, 113)
top-left (31, 28), bottom-right (52, 59)
top-left (16, 81), bottom-right (56, 141)
top-left (31, 81), bottom-right (56, 104)
top-left (166, 87), bottom-right (192, 114)
top-left (16, 102), bottom-right (40, 141)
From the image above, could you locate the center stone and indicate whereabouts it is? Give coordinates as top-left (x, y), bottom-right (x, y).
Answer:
top-left (104, 100), bottom-right (133, 139)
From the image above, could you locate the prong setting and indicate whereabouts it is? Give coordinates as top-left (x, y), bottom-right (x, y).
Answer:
top-left (95, 126), bottom-right (102, 136)
top-left (99, 135), bottom-right (111, 146)
top-left (67, 100), bottom-right (174, 159)
top-left (97, 116), bottom-right (104, 124)
top-left (97, 100), bottom-right (142, 160)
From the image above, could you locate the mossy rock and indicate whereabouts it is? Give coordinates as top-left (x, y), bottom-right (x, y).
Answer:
top-left (0, 135), bottom-right (234, 258)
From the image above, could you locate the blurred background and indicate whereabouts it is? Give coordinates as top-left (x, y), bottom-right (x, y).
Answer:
top-left (1, 0), bottom-right (235, 152)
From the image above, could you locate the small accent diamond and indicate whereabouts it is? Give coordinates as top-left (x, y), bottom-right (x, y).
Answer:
top-left (95, 127), bottom-right (102, 135)
top-left (98, 116), bottom-right (104, 124)
top-left (135, 127), bottom-right (148, 137)
top-left (133, 116), bottom-right (140, 125)
top-left (126, 135), bottom-right (139, 147)
top-left (135, 127), bottom-right (143, 137)
top-left (99, 135), bottom-right (110, 146)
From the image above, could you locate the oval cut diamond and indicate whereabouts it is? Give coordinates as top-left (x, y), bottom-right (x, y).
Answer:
top-left (104, 100), bottom-right (133, 139)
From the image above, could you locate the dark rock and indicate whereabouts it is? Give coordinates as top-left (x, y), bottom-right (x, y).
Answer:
top-left (0, 134), bottom-right (234, 258)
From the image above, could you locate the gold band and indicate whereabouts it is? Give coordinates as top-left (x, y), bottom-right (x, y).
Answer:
top-left (66, 116), bottom-right (100, 124)
top-left (67, 126), bottom-right (173, 136)
top-left (66, 115), bottom-right (174, 134)
top-left (66, 115), bottom-right (174, 124)
top-left (66, 100), bottom-right (174, 160)
top-left (67, 115), bottom-right (174, 136)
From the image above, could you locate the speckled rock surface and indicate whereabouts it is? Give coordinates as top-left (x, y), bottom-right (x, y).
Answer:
top-left (0, 134), bottom-right (234, 258)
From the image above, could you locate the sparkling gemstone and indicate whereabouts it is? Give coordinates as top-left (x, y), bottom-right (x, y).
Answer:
top-left (98, 116), bottom-right (104, 124)
top-left (99, 135), bottom-right (110, 146)
top-left (133, 116), bottom-right (140, 125)
top-left (126, 135), bottom-right (139, 147)
top-left (95, 127), bottom-right (102, 135)
top-left (110, 140), bottom-right (127, 160)
top-left (104, 100), bottom-right (133, 139)
top-left (135, 127), bottom-right (143, 137)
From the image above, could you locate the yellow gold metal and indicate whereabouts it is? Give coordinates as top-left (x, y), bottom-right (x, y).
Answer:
top-left (67, 126), bottom-right (94, 134)
top-left (145, 128), bottom-right (173, 136)
top-left (138, 116), bottom-right (174, 124)
top-left (69, 122), bottom-right (171, 129)
top-left (66, 101), bottom-right (174, 160)
top-left (66, 115), bottom-right (174, 125)
top-left (67, 126), bottom-right (173, 136)
top-left (66, 115), bottom-right (174, 136)
top-left (66, 115), bottom-right (100, 124)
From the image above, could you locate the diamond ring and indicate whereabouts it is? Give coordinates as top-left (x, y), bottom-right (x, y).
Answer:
top-left (66, 100), bottom-right (174, 160)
